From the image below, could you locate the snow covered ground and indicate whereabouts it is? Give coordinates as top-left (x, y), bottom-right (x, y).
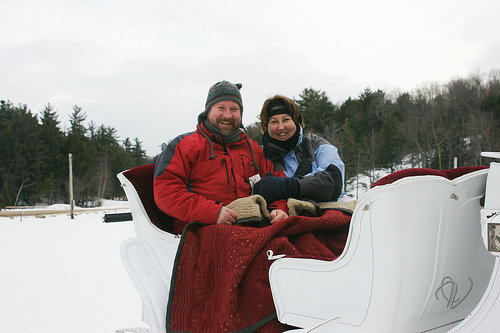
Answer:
top-left (0, 168), bottom-right (390, 333)
top-left (0, 200), bottom-right (147, 333)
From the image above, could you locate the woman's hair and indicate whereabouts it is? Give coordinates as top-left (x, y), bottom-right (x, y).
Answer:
top-left (259, 95), bottom-right (305, 133)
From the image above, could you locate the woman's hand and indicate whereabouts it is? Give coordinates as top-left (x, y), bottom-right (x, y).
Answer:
top-left (253, 175), bottom-right (300, 203)
top-left (270, 209), bottom-right (288, 224)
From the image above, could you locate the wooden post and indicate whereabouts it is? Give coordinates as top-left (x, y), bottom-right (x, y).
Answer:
top-left (69, 153), bottom-right (74, 219)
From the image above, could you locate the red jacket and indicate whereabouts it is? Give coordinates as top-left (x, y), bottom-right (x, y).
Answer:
top-left (154, 122), bottom-right (287, 233)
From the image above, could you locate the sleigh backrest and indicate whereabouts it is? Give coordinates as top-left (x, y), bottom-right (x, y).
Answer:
top-left (119, 164), bottom-right (173, 232)
top-left (117, 165), bottom-right (180, 273)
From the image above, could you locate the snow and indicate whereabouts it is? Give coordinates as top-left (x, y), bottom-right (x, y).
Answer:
top-left (0, 204), bottom-right (147, 333)
top-left (0, 166), bottom-right (398, 333)
top-left (345, 169), bottom-right (392, 200)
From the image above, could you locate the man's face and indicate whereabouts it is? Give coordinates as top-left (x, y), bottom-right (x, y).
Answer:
top-left (207, 100), bottom-right (242, 135)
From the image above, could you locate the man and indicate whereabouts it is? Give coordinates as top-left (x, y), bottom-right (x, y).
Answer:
top-left (154, 81), bottom-right (288, 234)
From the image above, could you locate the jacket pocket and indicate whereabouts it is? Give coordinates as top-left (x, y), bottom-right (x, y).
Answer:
top-left (240, 154), bottom-right (258, 179)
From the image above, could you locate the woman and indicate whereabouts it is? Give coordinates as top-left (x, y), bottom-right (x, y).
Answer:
top-left (253, 95), bottom-right (345, 203)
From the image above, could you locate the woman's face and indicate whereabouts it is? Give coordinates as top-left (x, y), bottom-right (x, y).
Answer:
top-left (267, 114), bottom-right (297, 141)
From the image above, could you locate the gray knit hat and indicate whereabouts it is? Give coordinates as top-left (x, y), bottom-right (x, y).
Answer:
top-left (198, 80), bottom-right (243, 122)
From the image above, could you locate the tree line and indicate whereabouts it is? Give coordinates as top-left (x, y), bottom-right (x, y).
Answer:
top-left (0, 102), bottom-right (150, 207)
top-left (245, 72), bottom-right (500, 187)
top-left (1, 72), bottom-right (499, 207)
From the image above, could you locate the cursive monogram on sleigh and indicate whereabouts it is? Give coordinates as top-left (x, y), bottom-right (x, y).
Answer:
top-left (435, 276), bottom-right (473, 309)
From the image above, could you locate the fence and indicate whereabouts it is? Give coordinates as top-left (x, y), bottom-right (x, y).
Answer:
top-left (0, 205), bottom-right (130, 218)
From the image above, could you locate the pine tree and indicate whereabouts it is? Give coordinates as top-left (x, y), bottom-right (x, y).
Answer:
top-left (0, 101), bottom-right (41, 205)
top-left (66, 105), bottom-right (98, 205)
top-left (295, 88), bottom-right (336, 135)
top-left (38, 104), bottom-right (66, 202)
top-left (131, 138), bottom-right (147, 166)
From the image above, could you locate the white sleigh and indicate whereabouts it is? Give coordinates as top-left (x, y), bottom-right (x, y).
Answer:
top-left (118, 159), bottom-right (500, 333)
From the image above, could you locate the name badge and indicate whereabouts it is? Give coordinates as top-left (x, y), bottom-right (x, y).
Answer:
top-left (249, 174), bottom-right (261, 191)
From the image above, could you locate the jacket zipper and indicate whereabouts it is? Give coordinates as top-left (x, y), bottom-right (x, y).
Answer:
top-left (221, 158), bottom-right (230, 186)
top-left (230, 165), bottom-right (237, 188)
top-left (223, 147), bottom-right (237, 193)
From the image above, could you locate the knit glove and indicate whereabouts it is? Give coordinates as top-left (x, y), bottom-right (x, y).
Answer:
top-left (253, 173), bottom-right (300, 203)
top-left (287, 198), bottom-right (318, 217)
top-left (226, 195), bottom-right (271, 226)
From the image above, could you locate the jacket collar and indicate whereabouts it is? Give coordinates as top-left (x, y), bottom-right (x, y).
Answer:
top-left (197, 121), bottom-right (247, 146)
top-left (196, 122), bottom-right (258, 171)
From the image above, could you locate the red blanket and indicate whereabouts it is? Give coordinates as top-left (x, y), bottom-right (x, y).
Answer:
top-left (166, 209), bottom-right (351, 333)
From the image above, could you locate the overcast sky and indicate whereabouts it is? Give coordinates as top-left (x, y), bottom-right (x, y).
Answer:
top-left (2, 0), bottom-right (499, 156)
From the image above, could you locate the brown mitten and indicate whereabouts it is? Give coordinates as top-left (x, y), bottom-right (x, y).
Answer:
top-left (226, 195), bottom-right (271, 226)
top-left (318, 199), bottom-right (357, 214)
top-left (287, 198), bottom-right (318, 217)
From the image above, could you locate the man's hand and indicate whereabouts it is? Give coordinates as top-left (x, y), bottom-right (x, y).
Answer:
top-left (270, 209), bottom-right (288, 224)
top-left (216, 206), bottom-right (238, 225)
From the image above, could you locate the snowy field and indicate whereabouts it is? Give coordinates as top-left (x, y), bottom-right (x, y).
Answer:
top-left (0, 201), bottom-right (147, 333)
top-left (0, 169), bottom-right (388, 333)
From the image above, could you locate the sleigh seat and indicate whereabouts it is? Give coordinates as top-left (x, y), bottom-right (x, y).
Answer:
top-left (118, 164), bottom-right (495, 333)
top-left (269, 167), bottom-right (494, 332)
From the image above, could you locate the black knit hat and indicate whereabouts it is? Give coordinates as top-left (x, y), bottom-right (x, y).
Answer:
top-left (266, 98), bottom-right (290, 117)
top-left (198, 81), bottom-right (243, 123)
